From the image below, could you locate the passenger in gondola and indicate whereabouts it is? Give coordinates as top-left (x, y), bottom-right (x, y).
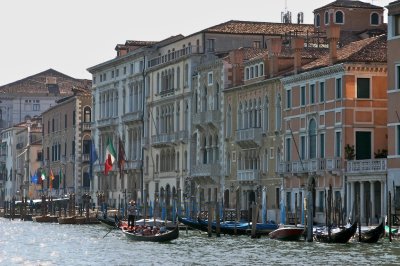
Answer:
top-left (127, 200), bottom-right (137, 229)
top-left (159, 223), bottom-right (167, 234)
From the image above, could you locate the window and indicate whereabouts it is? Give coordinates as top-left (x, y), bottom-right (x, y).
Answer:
top-left (245, 68), bottom-right (250, 80)
top-left (371, 12), bottom-right (379, 25)
top-left (319, 81), bottom-right (325, 102)
top-left (123, 66), bottom-right (127, 75)
top-left (310, 84), bottom-right (316, 104)
top-left (275, 187), bottom-right (280, 209)
top-left (33, 104), bottom-right (40, 111)
top-left (300, 135), bottom-right (306, 160)
top-left (335, 11), bottom-right (344, 24)
top-left (253, 41), bottom-right (261, 48)
top-left (116, 69), bottom-right (119, 77)
top-left (285, 138), bottom-right (291, 161)
top-left (286, 89), bottom-right (292, 108)
top-left (111, 70), bottom-right (114, 78)
top-left (64, 114), bottom-right (67, 129)
top-left (396, 65), bottom-right (400, 90)
top-left (325, 11), bottom-right (329, 25)
top-left (315, 14), bottom-right (320, 27)
top-left (356, 131), bottom-right (371, 159)
top-left (207, 39), bottom-right (215, 52)
top-left (357, 78), bottom-right (370, 99)
top-left (286, 192), bottom-right (291, 212)
top-left (260, 64), bottom-right (264, 76)
top-left (300, 86), bottom-right (306, 106)
top-left (397, 125), bottom-right (400, 155)
top-left (320, 133), bottom-right (325, 158)
top-left (319, 191), bottom-right (324, 212)
top-left (395, 15), bottom-right (400, 36)
top-left (309, 119), bottom-right (317, 159)
top-left (335, 131), bottom-right (341, 157)
top-left (336, 78), bottom-right (342, 99)
top-left (207, 72), bottom-right (213, 85)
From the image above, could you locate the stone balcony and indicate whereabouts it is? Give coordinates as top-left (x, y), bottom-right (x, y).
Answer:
top-left (192, 110), bottom-right (221, 130)
top-left (237, 170), bottom-right (259, 182)
top-left (122, 111), bottom-right (143, 124)
top-left (346, 159), bottom-right (387, 174)
top-left (235, 127), bottom-right (262, 148)
top-left (97, 117), bottom-right (118, 129)
top-left (151, 133), bottom-right (176, 148)
top-left (82, 153), bottom-right (90, 162)
top-left (279, 158), bottom-right (342, 176)
top-left (191, 163), bottom-right (220, 178)
top-left (81, 122), bottom-right (92, 131)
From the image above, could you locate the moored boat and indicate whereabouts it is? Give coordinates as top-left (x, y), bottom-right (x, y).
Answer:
top-left (358, 222), bottom-right (385, 243)
top-left (269, 226), bottom-right (304, 241)
top-left (314, 222), bottom-right (358, 243)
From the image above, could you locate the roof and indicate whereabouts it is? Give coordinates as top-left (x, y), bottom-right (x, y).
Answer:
top-left (314, 0), bottom-right (384, 12)
top-left (203, 20), bottom-right (315, 36)
top-left (302, 34), bottom-right (386, 71)
top-left (0, 68), bottom-right (91, 94)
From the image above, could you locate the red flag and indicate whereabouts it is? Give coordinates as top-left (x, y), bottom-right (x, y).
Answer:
top-left (104, 154), bottom-right (113, 175)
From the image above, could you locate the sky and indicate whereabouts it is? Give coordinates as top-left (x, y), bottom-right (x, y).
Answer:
top-left (0, 0), bottom-right (391, 86)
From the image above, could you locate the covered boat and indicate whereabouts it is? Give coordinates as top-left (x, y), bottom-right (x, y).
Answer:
top-left (358, 222), bottom-right (385, 243)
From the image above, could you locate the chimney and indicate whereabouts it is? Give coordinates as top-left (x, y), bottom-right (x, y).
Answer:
top-left (267, 38), bottom-right (282, 77)
top-left (291, 37), bottom-right (304, 74)
top-left (326, 24), bottom-right (340, 65)
top-left (229, 48), bottom-right (245, 86)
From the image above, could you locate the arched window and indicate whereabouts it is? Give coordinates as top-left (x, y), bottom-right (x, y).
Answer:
top-left (309, 119), bottom-right (317, 159)
top-left (371, 12), bottom-right (379, 25)
top-left (325, 11), bottom-right (329, 25)
top-left (263, 96), bottom-right (269, 132)
top-left (315, 14), bottom-right (320, 27)
top-left (260, 63), bottom-right (264, 76)
top-left (335, 11), bottom-right (344, 24)
top-left (227, 104), bottom-right (232, 137)
top-left (275, 94), bottom-right (281, 131)
top-left (84, 107), bottom-right (91, 123)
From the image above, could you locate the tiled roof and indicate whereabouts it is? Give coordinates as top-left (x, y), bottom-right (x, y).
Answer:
top-left (125, 40), bottom-right (157, 46)
top-left (302, 34), bottom-right (386, 71)
top-left (314, 0), bottom-right (383, 11)
top-left (205, 20), bottom-right (315, 36)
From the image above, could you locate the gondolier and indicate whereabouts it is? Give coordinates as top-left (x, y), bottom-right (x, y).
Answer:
top-left (127, 200), bottom-right (137, 228)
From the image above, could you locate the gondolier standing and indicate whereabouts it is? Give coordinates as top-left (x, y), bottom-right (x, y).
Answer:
top-left (128, 200), bottom-right (137, 228)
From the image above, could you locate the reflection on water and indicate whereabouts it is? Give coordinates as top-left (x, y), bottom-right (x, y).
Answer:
top-left (1, 218), bottom-right (400, 265)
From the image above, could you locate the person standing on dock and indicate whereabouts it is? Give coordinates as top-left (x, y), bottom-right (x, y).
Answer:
top-left (127, 200), bottom-right (137, 229)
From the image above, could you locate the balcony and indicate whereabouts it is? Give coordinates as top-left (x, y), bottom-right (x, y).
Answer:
top-left (279, 158), bottom-right (342, 176)
top-left (237, 170), bottom-right (259, 182)
top-left (81, 122), bottom-right (92, 131)
top-left (151, 133), bottom-right (176, 148)
top-left (192, 110), bottom-right (221, 130)
top-left (122, 111), bottom-right (143, 124)
top-left (125, 160), bottom-right (142, 170)
top-left (191, 163), bottom-right (220, 178)
top-left (97, 117), bottom-right (118, 129)
top-left (176, 130), bottom-right (189, 144)
top-left (82, 153), bottom-right (90, 162)
top-left (159, 88), bottom-right (175, 98)
top-left (346, 159), bottom-right (387, 174)
top-left (147, 45), bottom-right (203, 69)
top-left (235, 127), bottom-right (262, 148)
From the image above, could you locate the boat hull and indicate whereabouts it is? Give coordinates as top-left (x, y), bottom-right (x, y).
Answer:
top-left (269, 227), bottom-right (304, 241)
top-left (122, 226), bottom-right (179, 242)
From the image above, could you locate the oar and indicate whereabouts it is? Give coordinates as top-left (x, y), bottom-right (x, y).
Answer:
top-left (103, 227), bottom-right (113, 238)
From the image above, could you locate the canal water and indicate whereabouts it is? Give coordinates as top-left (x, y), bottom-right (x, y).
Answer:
top-left (1, 218), bottom-right (400, 266)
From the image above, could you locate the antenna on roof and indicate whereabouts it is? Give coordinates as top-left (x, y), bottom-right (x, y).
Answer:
top-left (281, 0), bottom-right (292, 24)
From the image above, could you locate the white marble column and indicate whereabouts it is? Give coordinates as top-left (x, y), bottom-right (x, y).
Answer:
top-left (351, 181), bottom-right (355, 221)
top-left (370, 181), bottom-right (375, 224)
top-left (381, 181), bottom-right (385, 220)
top-left (347, 182), bottom-right (351, 220)
top-left (360, 181), bottom-right (365, 225)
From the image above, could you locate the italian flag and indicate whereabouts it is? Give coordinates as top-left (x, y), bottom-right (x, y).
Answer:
top-left (104, 137), bottom-right (116, 175)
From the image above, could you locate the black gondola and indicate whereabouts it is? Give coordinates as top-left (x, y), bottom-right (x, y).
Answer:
top-left (178, 216), bottom-right (208, 232)
top-left (359, 222), bottom-right (385, 243)
top-left (96, 214), bottom-right (120, 228)
top-left (121, 225), bottom-right (179, 242)
top-left (314, 222), bottom-right (358, 243)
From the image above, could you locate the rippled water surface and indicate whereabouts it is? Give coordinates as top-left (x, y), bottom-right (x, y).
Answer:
top-left (1, 218), bottom-right (400, 265)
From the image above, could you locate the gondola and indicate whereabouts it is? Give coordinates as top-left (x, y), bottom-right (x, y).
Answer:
top-left (121, 225), bottom-right (179, 242)
top-left (314, 222), bottom-right (358, 243)
top-left (96, 214), bottom-right (120, 228)
top-left (178, 216), bottom-right (208, 232)
top-left (359, 222), bottom-right (385, 243)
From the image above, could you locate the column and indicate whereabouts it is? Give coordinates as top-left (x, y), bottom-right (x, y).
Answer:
top-left (347, 182), bottom-right (351, 220)
top-left (350, 181), bottom-right (355, 221)
top-left (381, 181), bottom-right (385, 220)
top-left (370, 181), bottom-right (375, 224)
top-left (360, 181), bottom-right (365, 224)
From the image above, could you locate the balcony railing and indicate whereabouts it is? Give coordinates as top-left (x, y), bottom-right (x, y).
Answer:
top-left (97, 117), bottom-right (118, 128)
top-left (235, 127), bottom-right (262, 148)
top-left (279, 158), bottom-right (342, 175)
top-left (193, 110), bottom-right (221, 128)
top-left (82, 153), bottom-right (90, 162)
top-left (191, 163), bottom-right (220, 177)
top-left (151, 133), bottom-right (176, 147)
top-left (237, 170), bottom-right (259, 182)
top-left (122, 111), bottom-right (143, 123)
top-left (81, 122), bottom-right (92, 131)
top-left (176, 130), bottom-right (189, 143)
top-left (346, 159), bottom-right (387, 174)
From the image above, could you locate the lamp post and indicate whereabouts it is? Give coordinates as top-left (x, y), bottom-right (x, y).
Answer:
top-left (24, 120), bottom-right (32, 200)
